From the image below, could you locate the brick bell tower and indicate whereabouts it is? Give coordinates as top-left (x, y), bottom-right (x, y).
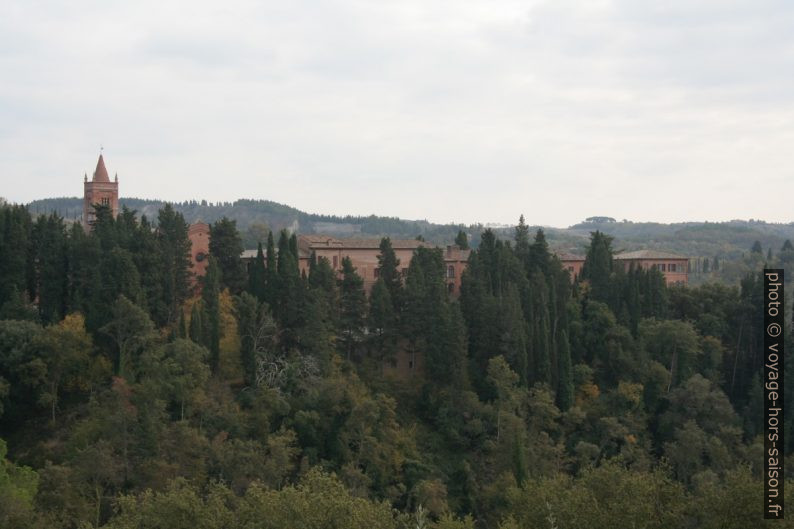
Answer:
top-left (82, 151), bottom-right (119, 230)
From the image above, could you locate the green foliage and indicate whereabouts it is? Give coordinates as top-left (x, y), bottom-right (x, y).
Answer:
top-left (0, 438), bottom-right (39, 527)
top-left (156, 204), bottom-right (193, 325)
top-left (504, 462), bottom-right (688, 529)
top-left (209, 217), bottom-right (246, 293)
top-left (101, 296), bottom-right (156, 380)
top-left (377, 237), bottom-right (403, 309)
top-left (581, 230), bottom-right (614, 302)
top-left (338, 257), bottom-right (366, 360)
top-left (202, 257), bottom-right (222, 373)
top-left (248, 242), bottom-right (267, 302)
top-left (0, 205), bottom-right (790, 528)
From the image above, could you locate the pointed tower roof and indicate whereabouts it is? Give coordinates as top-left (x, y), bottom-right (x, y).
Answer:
top-left (93, 154), bottom-right (110, 182)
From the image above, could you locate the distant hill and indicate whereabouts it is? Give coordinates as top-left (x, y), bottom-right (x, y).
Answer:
top-left (568, 218), bottom-right (794, 260)
top-left (27, 197), bottom-right (477, 246)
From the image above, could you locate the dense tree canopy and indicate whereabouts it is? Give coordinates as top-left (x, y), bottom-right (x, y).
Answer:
top-left (0, 203), bottom-right (790, 528)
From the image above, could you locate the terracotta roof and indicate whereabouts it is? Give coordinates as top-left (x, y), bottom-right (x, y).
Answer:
top-left (337, 238), bottom-right (428, 250)
top-left (557, 252), bottom-right (585, 261)
top-left (296, 235), bottom-right (470, 260)
top-left (188, 222), bottom-right (210, 234)
top-left (93, 154), bottom-right (110, 183)
top-left (615, 250), bottom-right (687, 260)
top-left (298, 235), bottom-right (429, 251)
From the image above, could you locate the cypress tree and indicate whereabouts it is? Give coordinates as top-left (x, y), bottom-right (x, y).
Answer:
top-left (581, 230), bottom-right (614, 303)
top-left (265, 231), bottom-right (278, 307)
top-left (31, 213), bottom-right (68, 324)
top-left (455, 230), bottom-right (469, 250)
top-left (338, 256), bottom-right (366, 360)
top-left (178, 309), bottom-right (188, 339)
top-left (528, 228), bottom-right (551, 276)
top-left (556, 330), bottom-right (574, 411)
top-left (0, 204), bottom-right (32, 309)
top-left (276, 230), bottom-right (302, 349)
top-left (500, 284), bottom-right (529, 386)
top-left (209, 217), bottom-right (246, 293)
top-left (514, 215), bottom-right (530, 267)
top-left (377, 237), bottom-right (402, 310)
top-left (235, 292), bottom-right (261, 386)
top-left (529, 272), bottom-right (552, 385)
top-left (248, 242), bottom-right (267, 302)
top-left (289, 233), bottom-right (299, 260)
top-left (368, 278), bottom-right (396, 369)
top-left (202, 256), bottom-right (221, 373)
top-left (189, 300), bottom-right (205, 345)
top-left (157, 203), bottom-right (193, 324)
top-left (308, 255), bottom-right (337, 294)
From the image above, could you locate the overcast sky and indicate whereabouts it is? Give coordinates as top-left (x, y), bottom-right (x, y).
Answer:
top-left (1, 0), bottom-right (793, 227)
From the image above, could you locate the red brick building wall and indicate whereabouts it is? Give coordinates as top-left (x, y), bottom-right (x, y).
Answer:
top-left (188, 222), bottom-right (210, 289)
top-left (295, 236), bottom-right (470, 295)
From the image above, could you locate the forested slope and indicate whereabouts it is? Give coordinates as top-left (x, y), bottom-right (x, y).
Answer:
top-left (0, 203), bottom-right (792, 528)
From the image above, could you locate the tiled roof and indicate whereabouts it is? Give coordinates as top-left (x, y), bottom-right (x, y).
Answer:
top-left (557, 252), bottom-right (585, 261)
top-left (294, 235), bottom-right (469, 260)
top-left (615, 250), bottom-right (687, 260)
top-left (337, 238), bottom-right (428, 249)
top-left (188, 222), bottom-right (210, 234)
top-left (299, 235), bottom-right (428, 250)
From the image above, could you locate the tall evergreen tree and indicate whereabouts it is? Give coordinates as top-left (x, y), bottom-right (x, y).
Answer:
top-left (581, 230), bottom-right (614, 303)
top-left (133, 215), bottom-right (166, 324)
top-left (368, 278), bottom-right (397, 369)
top-left (338, 257), bottom-right (366, 360)
top-left (209, 217), bottom-right (246, 294)
top-left (528, 229), bottom-right (551, 276)
top-left (189, 301), bottom-right (206, 346)
top-left (528, 271), bottom-right (552, 385)
top-left (377, 237), bottom-right (402, 310)
top-left (0, 204), bottom-right (32, 310)
top-left (455, 230), bottom-right (469, 250)
top-left (265, 230), bottom-right (278, 307)
top-left (556, 330), bottom-right (574, 411)
top-left (202, 256), bottom-right (221, 373)
top-left (31, 213), bottom-right (68, 324)
top-left (248, 242), bottom-right (267, 302)
top-left (275, 230), bottom-right (302, 349)
top-left (499, 284), bottom-right (529, 386)
top-left (157, 204), bottom-right (193, 325)
top-left (514, 215), bottom-right (530, 267)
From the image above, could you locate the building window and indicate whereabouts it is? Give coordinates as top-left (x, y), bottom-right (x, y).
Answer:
top-left (447, 265), bottom-right (455, 279)
top-left (669, 263), bottom-right (676, 272)
top-left (101, 197), bottom-right (110, 206)
top-left (374, 268), bottom-right (380, 279)
top-left (332, 256), bottom-right (338, 269)
top-left (660, 263), bottom-right (666, 272)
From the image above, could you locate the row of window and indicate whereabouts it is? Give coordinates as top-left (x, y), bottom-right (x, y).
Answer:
top-left (652, 263), bottom-right (680, 272)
